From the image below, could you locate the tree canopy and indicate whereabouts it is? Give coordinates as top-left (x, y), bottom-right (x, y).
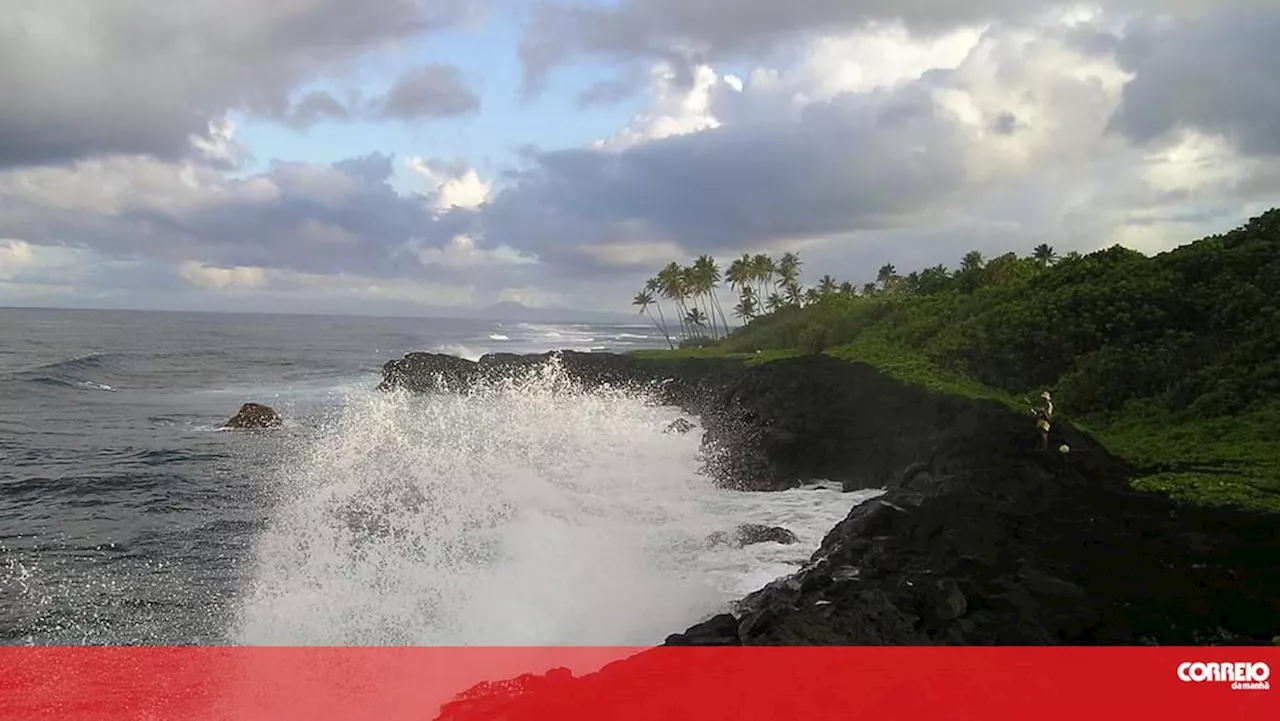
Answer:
top-left (651, 209), bottom-right (1279, 423)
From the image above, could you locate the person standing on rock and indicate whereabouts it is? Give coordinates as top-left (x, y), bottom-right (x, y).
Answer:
top-left (1033, 391), bottom-right (1054, 451)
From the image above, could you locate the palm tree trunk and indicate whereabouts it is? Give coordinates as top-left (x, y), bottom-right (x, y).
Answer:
top-left (675, 298), bottom-right (690, 341)
top-left (712, 290), bottom-right (731, 335)
top-left (644, 309), bottom-right (673, 349)
top-left (653, 302), bottom-right (674, 349)
top-left (701, 292), bottom-right (716, 339)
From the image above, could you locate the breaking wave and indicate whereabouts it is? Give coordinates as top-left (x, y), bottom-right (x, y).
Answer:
top-left (231, 358), bottom-right (876, 645)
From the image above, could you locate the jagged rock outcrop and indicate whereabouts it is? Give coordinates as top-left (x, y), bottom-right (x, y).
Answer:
top-left (223, 402), bottom-right (281, 429)
top-left (707, 524), bottom-right (800, 548)
top-left (666, 366), bottom-right (1279, 645)
top-left (379, 350), bottom-right (742, 412)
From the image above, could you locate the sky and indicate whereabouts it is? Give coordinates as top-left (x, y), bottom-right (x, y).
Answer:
top-left (1, 0), bottom-right (1279, 317)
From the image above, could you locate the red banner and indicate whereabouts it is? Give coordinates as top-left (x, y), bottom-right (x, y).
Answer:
top-left (1, 647), bottom-right (1274, 721)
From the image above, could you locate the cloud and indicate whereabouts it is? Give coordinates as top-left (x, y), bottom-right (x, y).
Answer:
top-left (1107, 9), bottom-right (1280, 157)
top-left (485, 19), bottom-right (1082, 273)
top-left (517, 0), bottom-right (1273, 93)
top-left (0, 0), bottom-right (482, 168)
top-left (592, 64), bottom-right (722, 149)
top-left (4, 1), bottom-right (1280, 316)
top-left (0, 239), bottom-right (33, 273)
top-left (406, 158), bottom-right (493, 210)
top-left (410, 234), bottom-right (537, 269)
top-left (0, 143), bottom-right (491, 283)
top-left (178, 261), bottom-right (269, 290)
top-left (478, 5), bottom-right (1280, 295)
top-left (375, 65), bottom-right (482, 119)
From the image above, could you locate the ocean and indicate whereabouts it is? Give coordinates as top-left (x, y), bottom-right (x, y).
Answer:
top-left (0, 307), bottom-right (878, 646)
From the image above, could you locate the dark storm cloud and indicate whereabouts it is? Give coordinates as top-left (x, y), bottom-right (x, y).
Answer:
top-left (517, 1), bottom-right (1274, 93)
top-left (0, 0), bottom-right (483, 168)
top-left (374, 65), bottom-right (482, 119)
top-left (519, 0), bottom-right (1025, 91)
top-left (1108, 9), bottom-right (1280, 156)
top-left (479, 83), bottom-right (970, 272)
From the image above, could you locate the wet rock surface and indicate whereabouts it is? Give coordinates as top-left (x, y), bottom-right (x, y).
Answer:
top-left (664, 418), bottom-right (696, 434)
top-left (707, 524), bottom-right (800, 548)
top-left (223, 402), bottom-right (281, 429)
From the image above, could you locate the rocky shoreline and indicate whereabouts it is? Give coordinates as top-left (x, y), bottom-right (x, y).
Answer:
top-left (380, 349), bottom-right (1279, 714)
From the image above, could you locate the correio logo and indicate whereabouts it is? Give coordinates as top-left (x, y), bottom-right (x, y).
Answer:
top-left (1177, 662), bottom-right (1271, 691)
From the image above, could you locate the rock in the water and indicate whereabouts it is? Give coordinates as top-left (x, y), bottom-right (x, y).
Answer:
top-left (224, 402), bottom-right (281, 429)
top-left (707, 523), bottom-right (800, 548)
top-left (664, 418), bottom-right (695, 434)
top-left (735, 523), bottom-right (799, 546)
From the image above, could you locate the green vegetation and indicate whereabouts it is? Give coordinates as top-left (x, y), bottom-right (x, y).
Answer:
top-left (627, 209), bottom-right (1280, 512)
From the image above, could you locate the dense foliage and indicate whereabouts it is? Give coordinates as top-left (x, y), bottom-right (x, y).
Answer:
top-left (715, 209), bottom-right (1280, 423)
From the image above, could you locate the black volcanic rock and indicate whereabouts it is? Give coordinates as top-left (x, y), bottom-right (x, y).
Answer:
top-left (224, 402), bottom-right (281, 429)
top-left (682, 372), bottom-right (1280, 646)
top-left (665, 418), bottom-right (696, 434)
top-left (707, 524), bottom-right (800, 548)
top-left (662, 613), bottom-right (741, 646)
top-left (377, 353), bottom-right (486, 393)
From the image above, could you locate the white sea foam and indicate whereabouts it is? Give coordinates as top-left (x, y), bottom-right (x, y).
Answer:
top-left (430, 343), bottom-right (483, 362)
top-left (232, 358), bottom-right (879, 645)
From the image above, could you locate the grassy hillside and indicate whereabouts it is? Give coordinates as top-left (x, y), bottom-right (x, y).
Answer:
top-left (630, 209), bottom-right (1280, 512)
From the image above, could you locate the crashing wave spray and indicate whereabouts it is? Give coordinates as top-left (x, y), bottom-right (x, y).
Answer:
top-left (231, 358), bottom-right (869, 645)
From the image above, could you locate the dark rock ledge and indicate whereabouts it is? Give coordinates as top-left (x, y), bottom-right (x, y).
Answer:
top-left (380, 350), bottom-right (1279, 715)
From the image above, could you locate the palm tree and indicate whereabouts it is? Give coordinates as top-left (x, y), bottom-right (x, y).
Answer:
top-left (960, 251), bottom-right (985, 274)
top-left (817, 275), bottom-right (838, 298)
top-left (1032, 243), bottom-right (1058, 268)
top-left (776, 252), bottom-right (802, 306)
top-left (839, 281), bottom-right (855, 297)
top-left (637, 277), bottom-right (670, 348)
top-left (785, 282), bottom-right (805, 307)
top-left (765, 293), bottom-right (785, 312)
top-left (750, 253), bottom-right (775, 303)
top-left (957, 250), bottom-right (988, 293)
top-left (727, 255), bottom-right (751, 295)
top-left (903, 271), bottom-right (921, 295)
top-left (632, 290), bottom-right (674, 349)
top-left (918, 264), bottom-right (950, 294)
top-left (683, 257), bottom-right (716, 339)
top-left (692, 255), bottom-right (730, 338)
top-left (678, 264), bottom-right (708, 338)
top-left (877, 263), bottom-right (899, 292)
top-left (657, 263), bottom-right (691, 341)
top-left (776, 252), bottom-right (801, 281)
top-left (644, 277), bottom-right (672, 343)
top-left (684, 307), bottom-right (708, 338)
top-left (733, 288), bottom-right (758, 321)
